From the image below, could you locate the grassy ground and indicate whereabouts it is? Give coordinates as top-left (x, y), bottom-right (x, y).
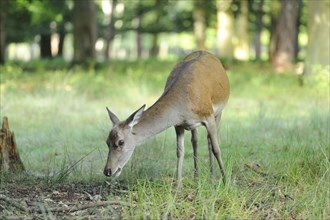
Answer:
top-left (0, 59), bottom-right (329, 219)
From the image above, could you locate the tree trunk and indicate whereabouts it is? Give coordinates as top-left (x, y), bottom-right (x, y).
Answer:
top-left (217, 0), bottom-right (233, 59)
top-left (0, 0), bottom-right (6, 64)
top-left (254, 0), bottom-right (264, 60)
top-left (40, 34), bottom-right (52, 58)
top-left (150, 33), bottom-right (159, 57)
top-left (73, 0), bottom-right (97, 64)
top-left (304, 0), bottom-right (330, 75)
top-left (294, 0), bottom-right (303, 59)
top-left (104, 36), bottom-right (112, 60)
top-left (0, 117), bottom-right (25, 173)
top-left (193, 0), bottom-right (206, 50)
top-left (271, 0), bottom-right (299, 73)
top-left (149, 0), bottom-right (161, 57)
top-left (104, 0), bottom-right (116, 60)
top-left (56, 28), bottom-right (65, 57)
top-left (136, 30), bottom-right (142, 59)
top-left (235, 0), bottom-right (249, 60)
top-left (268, 0), bottom-right (281, 61)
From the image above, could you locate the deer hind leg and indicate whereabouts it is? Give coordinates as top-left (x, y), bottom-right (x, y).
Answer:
top-left (205, 115), bottom-right (225, 183)
top-left (175, 126), bottom-right (185, 182)
top-left (207, 135), bottom-right (215, 177)
top-left (191, 129), bottom-right (198, 178)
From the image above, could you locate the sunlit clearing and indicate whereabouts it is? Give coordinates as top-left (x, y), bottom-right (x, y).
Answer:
top-left (217, 12), bottom-right (230, 42)
top-left (101, 0), bottom-right (112, 15)
top-left (95, 38), bottom-right (105, 51)
top-left (51, 33), bottom-right (59, 56)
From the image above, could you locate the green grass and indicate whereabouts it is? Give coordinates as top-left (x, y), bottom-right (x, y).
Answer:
top-left (0, 60), bottom-right (329, 219)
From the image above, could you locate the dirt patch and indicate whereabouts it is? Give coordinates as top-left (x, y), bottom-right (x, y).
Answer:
top-left (0, 175), bottom-right (131, 219)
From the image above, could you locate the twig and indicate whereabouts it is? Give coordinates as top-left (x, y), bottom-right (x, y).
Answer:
top-left (244, 163), bottom-right (268, 177)
top-left (113, 189), bottom-right (132, 194)
top-left (1, 194), bottom-right (132, 214)
top-left (0, 194), bottom-right (30, 213)
top-left (0, 216), bottom-right (33, 220)
top-left (32, 200), bottom-right (132, 213)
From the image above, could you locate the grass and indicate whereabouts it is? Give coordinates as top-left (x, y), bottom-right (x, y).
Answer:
top-left (0, 59), bottom-right (329, 219)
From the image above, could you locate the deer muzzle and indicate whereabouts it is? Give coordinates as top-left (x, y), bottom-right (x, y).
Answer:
top-left (103, 167), bottom-right (122, 177)
top-left (103, 168), bottom-right (112, 177)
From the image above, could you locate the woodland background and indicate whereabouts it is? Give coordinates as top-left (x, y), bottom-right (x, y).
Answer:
top-left (0, 0), bottom-right (329, 75)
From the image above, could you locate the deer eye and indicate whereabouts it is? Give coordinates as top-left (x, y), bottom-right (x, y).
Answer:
top-left (118, 140), bottom-right (125, 146)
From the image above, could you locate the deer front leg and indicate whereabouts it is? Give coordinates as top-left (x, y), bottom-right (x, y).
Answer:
top-left (205, 117), bottom-right (225, 183)
top-left (175, 126), bottom-right (185, 182)
top-left (191, 129), bottom-right (198, 178)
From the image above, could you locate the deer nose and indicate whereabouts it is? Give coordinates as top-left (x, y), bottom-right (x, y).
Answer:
top-left (104, 168), bottom-right (112, 177)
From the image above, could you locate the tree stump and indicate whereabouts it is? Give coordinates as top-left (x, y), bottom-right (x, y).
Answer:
top-left (0, 117), bottom-right (25, 172)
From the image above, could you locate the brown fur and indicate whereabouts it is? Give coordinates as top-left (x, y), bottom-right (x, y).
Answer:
top-left (163, 51), bottom-right (229, 118)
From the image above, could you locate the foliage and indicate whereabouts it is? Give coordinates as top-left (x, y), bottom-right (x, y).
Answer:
top-left (2, 0), bottom-right (318, 66)
top-left (5, 0), bottom-right (34, 43)
top-left (0, 59), bottom-right (328, 219)
top-left (112, 0), bottom-right (195, 34)
top-left (5, 0), bottom-right (70, 43)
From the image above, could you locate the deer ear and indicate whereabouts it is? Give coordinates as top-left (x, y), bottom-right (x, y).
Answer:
top-left (106, 107), bottom-right (120, 126)
top-left (126, 104), bottom-right (146, 129)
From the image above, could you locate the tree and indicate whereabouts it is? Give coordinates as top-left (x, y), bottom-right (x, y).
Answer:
top-left (141, 0), bottom-right (191, 56)
top-left (193, 0), bottom-right (206, 50)
top-left (217, 0), bottom-right (234, 59)
top-left (113, 0), bottom-right (193, 58)
top-left (73, 0), bottom-right (97, 64)
top-left (271, 0), bottom-right (299, 73)
top-left (268, 0), bottom-right (281, 61)
top-left (0, 0), bottom-right (6, 64)
top-left (25, 0), bottom-right (70, 58)
top-left (102, 0), bottom-right (117, 59)
top-left (304, 0), bottom-right (330, 75)
top-left (3, 0), bottom-right (35, 61)
top-left (253, 0), bottom-right (264, 60)
top-left (235, 0), bottom-right (249, 60)
top-left (149, 0), bottom-right (162, 56)
top-left (294, 0), bottom-right (303, 59)
top-left (3, 0), bottom-right (70, 60)
top-left (135, 2), bottom-right (146, 58)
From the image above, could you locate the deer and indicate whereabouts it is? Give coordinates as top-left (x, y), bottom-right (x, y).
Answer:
top-left (104, 51), bottom-right (230, 184)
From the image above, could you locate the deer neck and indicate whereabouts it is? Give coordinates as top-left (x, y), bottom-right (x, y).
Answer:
top-left (133, 99), bottom-right (179, 145)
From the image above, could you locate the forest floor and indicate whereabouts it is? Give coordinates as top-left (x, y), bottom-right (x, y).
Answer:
top-left (0, 168), bottom-right (310, 219)
top-left (1, 175), bottom-right (127, 219)
top-left (0, 59), bottom-right (329, 219)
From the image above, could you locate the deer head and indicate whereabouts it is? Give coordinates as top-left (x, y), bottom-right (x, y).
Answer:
top-left (103, 105), bottom-right (145, 177)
